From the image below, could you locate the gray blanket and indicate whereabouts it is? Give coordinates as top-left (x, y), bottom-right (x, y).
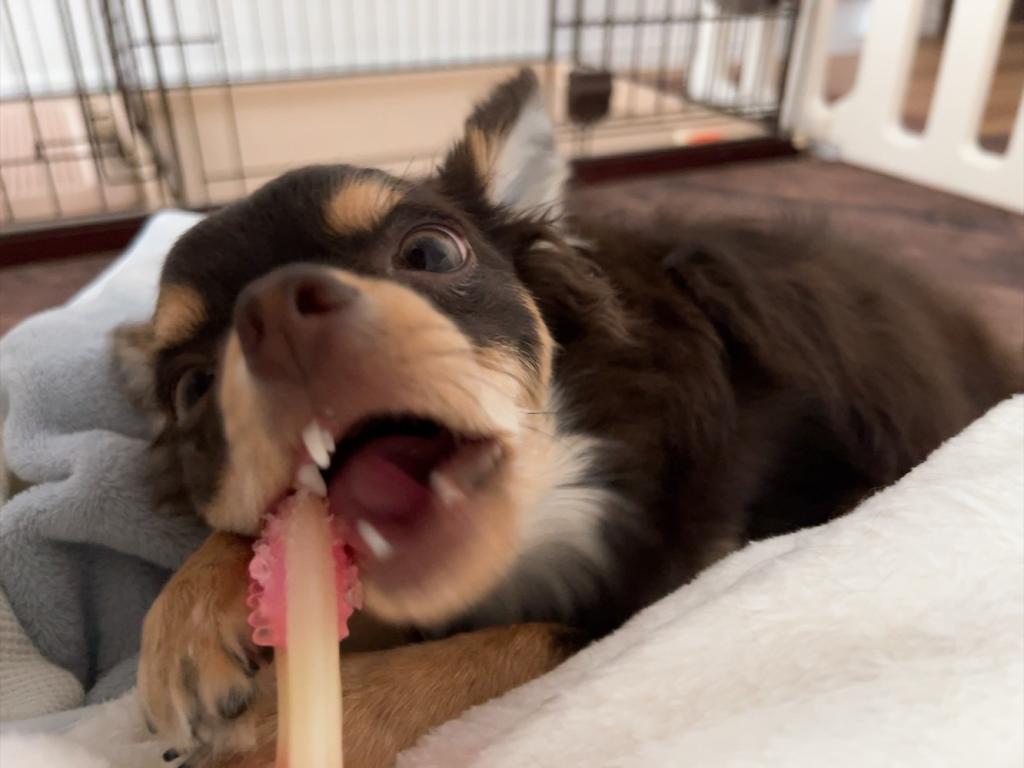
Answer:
top-left (0, 212), bottom-right (209, 710)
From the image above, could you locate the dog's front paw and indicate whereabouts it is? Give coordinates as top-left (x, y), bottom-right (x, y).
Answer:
top-left (139, 532), bottom-right (269, 758)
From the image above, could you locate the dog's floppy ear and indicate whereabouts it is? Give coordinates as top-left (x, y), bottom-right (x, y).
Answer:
top-left (111, 320), bottom-right (159, 414)
top-left (439, 69), bottom-right (568, 219)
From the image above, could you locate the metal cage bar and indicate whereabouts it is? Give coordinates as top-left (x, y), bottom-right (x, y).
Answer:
top-left (0, 0), bottom-right (799, 235)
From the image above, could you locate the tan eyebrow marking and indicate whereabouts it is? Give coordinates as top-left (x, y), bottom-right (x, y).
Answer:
top-left (323, 177), bottom-right (403, 234)
top-left (153, 283), bottom-right (206, 348)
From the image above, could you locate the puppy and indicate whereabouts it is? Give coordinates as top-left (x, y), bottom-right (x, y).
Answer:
top-left (115, 70), bottom-right (1020, 766)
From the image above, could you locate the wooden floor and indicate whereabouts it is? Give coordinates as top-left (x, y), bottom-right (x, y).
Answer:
top-left (2, 158), bottom-right (1022, 358)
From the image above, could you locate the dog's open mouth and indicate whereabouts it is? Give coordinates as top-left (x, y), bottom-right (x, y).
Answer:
top-left (285, 414), bottom-right (505, 565)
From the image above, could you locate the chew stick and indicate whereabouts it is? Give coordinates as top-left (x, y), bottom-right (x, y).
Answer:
top-left (248, 493), bottom-right (359, 768)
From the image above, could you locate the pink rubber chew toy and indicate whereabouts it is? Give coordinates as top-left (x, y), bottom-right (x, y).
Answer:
top-left (247, 492), bottom-right (360, 768)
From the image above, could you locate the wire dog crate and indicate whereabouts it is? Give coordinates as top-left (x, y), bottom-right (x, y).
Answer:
top-left (0, 0), bottom-right (799, 236)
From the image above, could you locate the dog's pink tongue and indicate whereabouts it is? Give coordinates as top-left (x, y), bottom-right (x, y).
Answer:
top-left (329, 435), bottom-right (445, 522)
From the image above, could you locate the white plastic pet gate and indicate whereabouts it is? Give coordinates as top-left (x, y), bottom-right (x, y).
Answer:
top-left (782, 0), bottom-right (1023, 213)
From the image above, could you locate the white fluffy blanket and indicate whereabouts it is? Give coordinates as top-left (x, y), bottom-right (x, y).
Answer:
top-left (3, 394), bottom-right (1021, 767)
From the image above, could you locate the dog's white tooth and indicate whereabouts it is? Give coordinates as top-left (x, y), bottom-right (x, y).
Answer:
top-left (320, 425), bottom-right (336, 454)
top-left (295, 463), bottom-right (327, 497)
top-left (445, 442), bottom-right (503, 492)
top-left (302, 421), bottom-right (330, 469)
top-left (430, 471), bottom-right (465, 508)
top-left (476, 443), bottom-right (504, 474)
top-left (356, 519), bottom-right (394, 560)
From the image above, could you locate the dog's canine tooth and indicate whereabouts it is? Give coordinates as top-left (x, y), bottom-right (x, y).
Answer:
top-left (356, 519), bottom-right (394, 560)
top-left (302, 421), bottom-right (331, 469)
top-left (446, 442), bottom-right (503, 492)
top-left (430, 472), bottom-right (466, 508)
top-left (295, 463), bottom-right (327, 497)
top-left (481, 443), bottom-right (504, 472)
top-left (320, 425), bottom-right (336, 454)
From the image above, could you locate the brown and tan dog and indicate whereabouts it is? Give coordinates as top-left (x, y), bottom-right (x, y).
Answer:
top-left (114, 70), bottom-right (1019, 767)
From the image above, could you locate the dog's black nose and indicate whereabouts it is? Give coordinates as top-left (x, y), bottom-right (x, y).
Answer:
top-left (235, 264), bottom-right (360, 381)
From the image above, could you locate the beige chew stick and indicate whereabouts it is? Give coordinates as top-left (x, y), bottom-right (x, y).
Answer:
top-left (279, 497), bottom-right (344, 768)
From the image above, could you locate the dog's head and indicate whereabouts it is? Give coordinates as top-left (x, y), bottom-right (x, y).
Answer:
top-left (115, 70), bottom-right (582, 626)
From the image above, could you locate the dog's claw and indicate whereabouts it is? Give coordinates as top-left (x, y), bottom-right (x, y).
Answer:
top-left (217, 686), bottom-right (253, 721)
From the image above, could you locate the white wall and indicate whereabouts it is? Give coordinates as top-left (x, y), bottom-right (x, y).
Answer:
top-left (1, 0), bottom-right (792, 99)
top-left (1, 0), bottom-right (549, 99)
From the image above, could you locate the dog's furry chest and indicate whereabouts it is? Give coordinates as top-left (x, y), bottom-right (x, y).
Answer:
top-left (452, 427), bottom-right (629, 631)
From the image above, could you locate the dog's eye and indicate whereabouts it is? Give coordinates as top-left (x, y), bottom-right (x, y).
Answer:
top-left (396, 226), bottom-right (468, 273)
top-left (174, 367), bottom-right (214, 420)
